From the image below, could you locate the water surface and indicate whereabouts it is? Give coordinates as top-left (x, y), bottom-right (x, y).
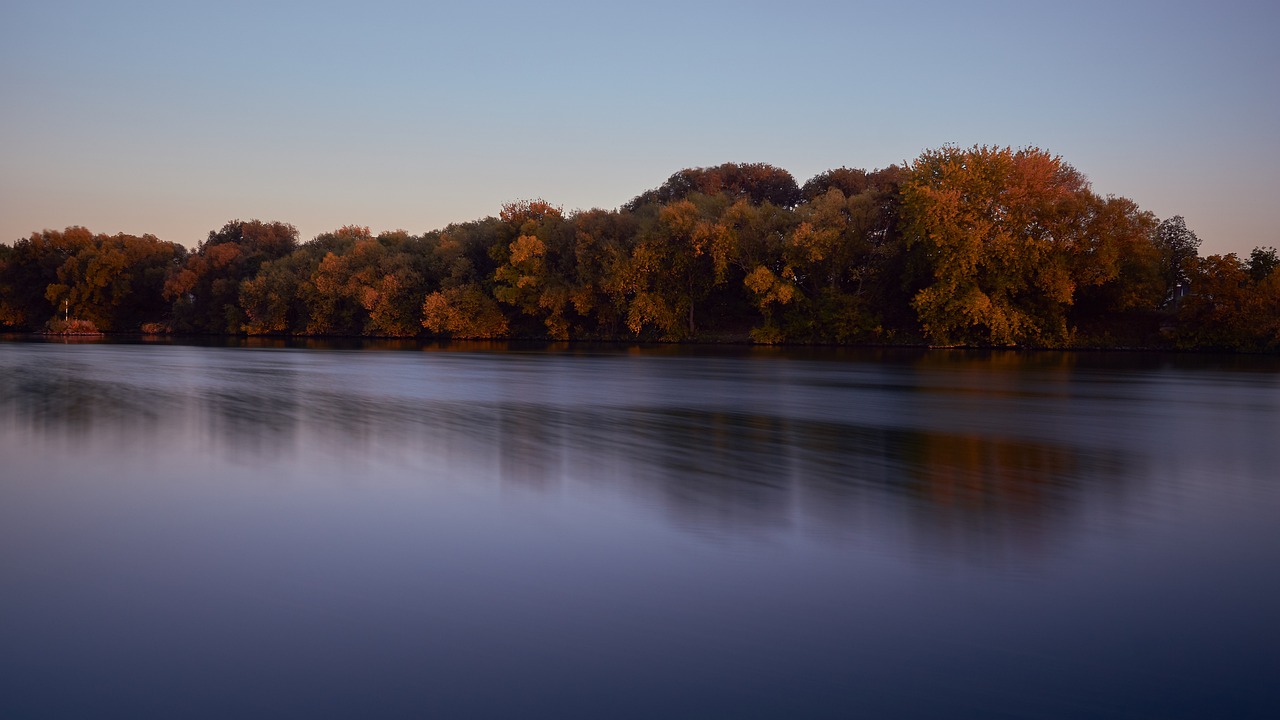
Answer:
top-left (2, 339), bottom-right (1278, 718)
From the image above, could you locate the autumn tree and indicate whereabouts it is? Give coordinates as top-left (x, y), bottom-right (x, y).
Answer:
top-left (239, 252), bottom-right (316, 334)
top-left (624, 163), bottom-right (801, 211)
top-left (1174, 253), bottom-right (1280, 351)
top-left (902, 146), bottom-right (1095, 346)
top-left (1064, 195), bottom-right (1165, 343)
top-left (0, 244), bottom-right (10, 327)
top-left (303, 226), bottom-right (375, 334)
top-left (754, 167), bottom-right (907, 344)
top-left (568, 207), bottom-right (638, 337)
top-left (713, 198), bottom-right (796, 342)
top-left (0, 228), bottom-right (95, 329)
top-left (291, 226), bottom-right (434, 337)
top-left (801, 167), bottom-right (873, 202)
top-left (4, 147), bottom-right (1262, 350)
top-left (240, 224), bottom-right (447, 337)
top-left (363, 231), bottom-right (439, 337)
top-left (421, 217), bottom-right (509, 339)
top-left (165, 220), bottom-right (298, 333)
top-left (238, 230), bottom-right (362, 335)
top-left (491, 200), bottom-right (579, 338)
top-left (44, 232), bottom-right (186, 331)
top-left (421, 285), bottom-right (509, 339)
top-left (615, 195), bottom-right (736, 340)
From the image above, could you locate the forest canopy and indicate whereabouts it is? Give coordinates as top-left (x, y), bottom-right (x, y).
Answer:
top-left (2, 146), bottom-right (1277, 351)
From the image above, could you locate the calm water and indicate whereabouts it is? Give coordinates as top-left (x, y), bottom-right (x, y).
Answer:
top-left (2, 339), bottom-right (1278, 719)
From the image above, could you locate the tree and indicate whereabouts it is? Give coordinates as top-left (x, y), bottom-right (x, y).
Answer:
top-left (1152, 215), bottom-right (1201, 297)
top-left (418, 217), bottom-right (510, 339)
top-left (760, 173), bottom-right (907, 344)
top-left (712, 198), bottom-right (795, 339)
top-left (421, 285), bottom-right (508, 338)
top-left (801, 167), bottom-right (871, 202)
top-left (45, 232), bottom-right (185, 331)
top-left (902, 146), bottom-right (1091, 346)
top-left (296, 227), bottom-right (431, 337)
top-left (568, 207), bottom-right (637, 337)
top-left (1247, 246), bottom-right (1278, 284)
top-left (615, 196), bottom-right (736, 340)
top-left (165, 220), bottom-right (299, 333)
top-left (0, 228), bottom-right (94, 329)
top-left (624, 163), bottom-right (801, 211)
top-left (1068, 194), bottom-right (1164, 344)
top-left (492, 200), bottom-right (578, 339)
top-left (498, 198), bottom-right (562, 228)
top-left (1175, 253), bottom-right (1280, 351)
top-left (743, 264), bottom-right (798, 343)
top-left (0, 243), bottom-right (10, 326)
top-left (239, 252), bottom-right (313, 334)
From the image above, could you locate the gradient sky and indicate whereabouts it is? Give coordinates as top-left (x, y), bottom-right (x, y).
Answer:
top-left (2, 0), bottom-right (1277, 255)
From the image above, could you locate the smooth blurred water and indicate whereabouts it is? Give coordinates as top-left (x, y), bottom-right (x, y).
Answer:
top-left (2, 339), bottom-right (1278, 719)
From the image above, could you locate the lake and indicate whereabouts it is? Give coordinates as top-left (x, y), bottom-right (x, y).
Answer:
top-left (2, 338), bottom-right (1278, 719)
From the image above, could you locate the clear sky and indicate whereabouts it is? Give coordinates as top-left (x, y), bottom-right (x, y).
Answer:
top-left (2, 0), bottom-right (1277, 255)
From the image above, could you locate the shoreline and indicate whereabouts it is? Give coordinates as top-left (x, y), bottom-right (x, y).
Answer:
top-left (4, 330), bottom-right (1274, 355)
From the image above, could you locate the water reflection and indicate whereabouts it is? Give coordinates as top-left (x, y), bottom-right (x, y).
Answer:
top-left (4, 340), bottom-right (1279, 719)
top-left (0, 341), bottom-right (1191, 562)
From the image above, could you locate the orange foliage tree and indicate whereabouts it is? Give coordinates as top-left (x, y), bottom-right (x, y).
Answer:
top-left (166, 220), bottom-right (298, 333)
top-left (903, 146), bottom-right (1094, 346)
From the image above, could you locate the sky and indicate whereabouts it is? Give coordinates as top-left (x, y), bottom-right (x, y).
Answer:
top-left (2, 0), bottom-right (1277, 256)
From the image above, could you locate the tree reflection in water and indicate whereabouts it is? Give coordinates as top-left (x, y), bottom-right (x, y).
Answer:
top-left (0, 342), bottom-right (1146, 565)
top-left (3, 340), bottom-right (1279, 719)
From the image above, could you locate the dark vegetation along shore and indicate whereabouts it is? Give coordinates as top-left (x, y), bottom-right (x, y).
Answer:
top-left (2, 146), bottom-right (1277, 351)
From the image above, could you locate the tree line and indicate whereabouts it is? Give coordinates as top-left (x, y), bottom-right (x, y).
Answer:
top-left (2, 146), bottom-right (1277, 350)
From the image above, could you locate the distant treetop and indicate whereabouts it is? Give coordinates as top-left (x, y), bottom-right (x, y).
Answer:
top-left (624, 162), bottom-right (801, 211)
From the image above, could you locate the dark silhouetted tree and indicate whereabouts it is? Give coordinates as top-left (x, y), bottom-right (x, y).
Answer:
top-left (1247, 246), bottom-right (1278, 284)
top-left (1152, 215), bottom-right (1201, 297)
top-left (625, 163), bottom-right (801, 210)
